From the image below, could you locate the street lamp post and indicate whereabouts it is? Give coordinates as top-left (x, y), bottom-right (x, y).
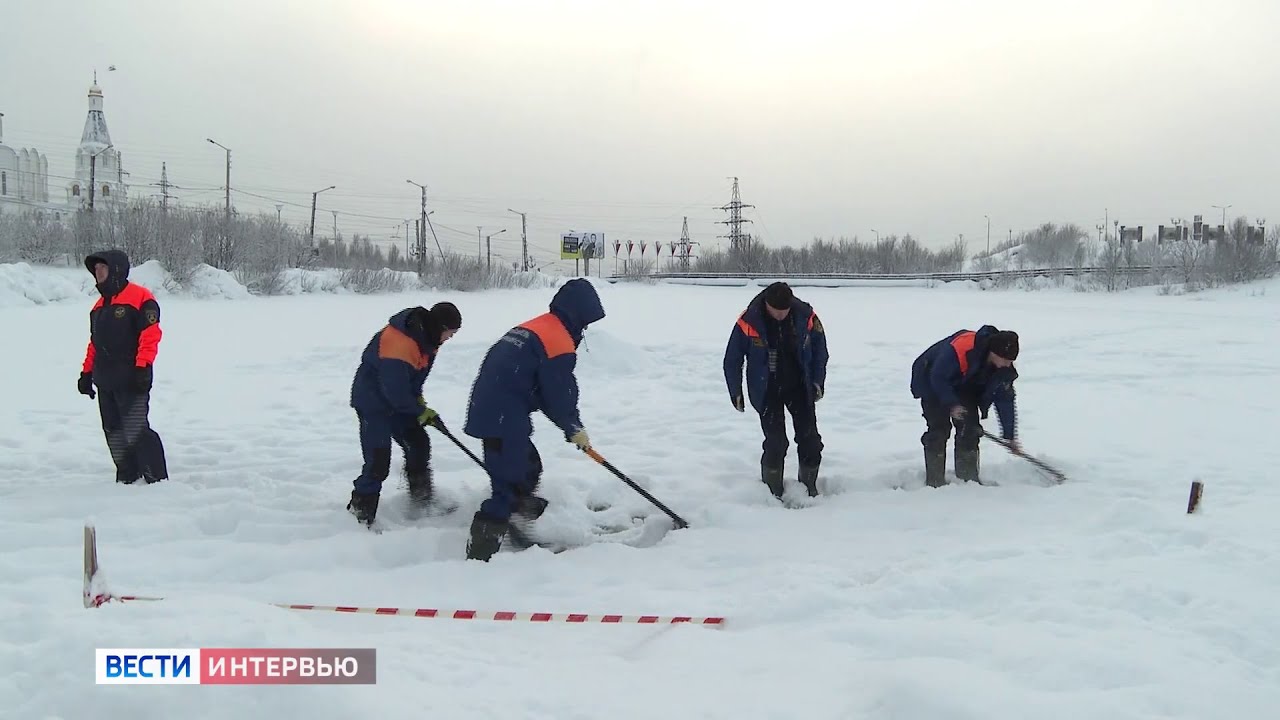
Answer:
top-left (87, 143), bottom-right (114, 211)
top-left (486, 228), bottom-right (508, 272)
top-left (206, 139), bottom-right (231, 218)
top-left (309, 185), bottom-right (336, 248)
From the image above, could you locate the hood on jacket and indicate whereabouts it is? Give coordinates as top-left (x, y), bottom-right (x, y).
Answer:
top-left (85, 249), bottom-right (131, 297)
top-left (388, 306), bottom-right (437, 352)
top-left (549, 278), bottom-right (606, 340)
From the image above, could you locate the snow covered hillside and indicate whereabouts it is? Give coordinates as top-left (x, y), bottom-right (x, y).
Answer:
top-left (3, 277), bottom-right (1279, 718)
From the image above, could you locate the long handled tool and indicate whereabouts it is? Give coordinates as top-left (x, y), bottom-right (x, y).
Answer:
top-left (427, 418), bottom-right (485, 469)
top-left (582, 447), bottom-right (690, 529)
top-left (429, 417), bottom-right (690, 530)
top-left (983, 430), bottom-right (1067, 484)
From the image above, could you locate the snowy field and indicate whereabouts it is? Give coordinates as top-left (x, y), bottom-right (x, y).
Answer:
top-left (2, 273), bottom-right (1279, 718)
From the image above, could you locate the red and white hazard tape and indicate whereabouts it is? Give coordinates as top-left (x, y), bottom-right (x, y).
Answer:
top-left (92, 592), bottom-right (725, 626)
top-left (83, 524), bottom-right (725, 627)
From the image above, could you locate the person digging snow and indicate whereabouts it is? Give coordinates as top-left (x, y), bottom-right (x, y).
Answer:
top-left (461, 278), bottom-right (606, 561)
top-left (77, 249), bottom-right (169, 485)
top-left (346, 302), bottom-right (462, 527)
top-left (910, 325), bottom-right (1020, 487)
top-left (723, 281), bottom-right (829, 501)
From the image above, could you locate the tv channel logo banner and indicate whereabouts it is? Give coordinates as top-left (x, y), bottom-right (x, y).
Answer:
top-left (97, 648), bottom-right (377, 685)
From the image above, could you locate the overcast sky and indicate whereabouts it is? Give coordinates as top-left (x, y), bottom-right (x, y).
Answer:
top-left (2, 0), bottom-right (1277, 269)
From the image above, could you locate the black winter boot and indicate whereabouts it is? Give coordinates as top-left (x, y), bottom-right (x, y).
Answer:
top-left (406, 467), bottom-right (433, 507)
top-left (507, 495), bottom-right (549, 549)
top-left (761, 463), bottom-right (785, 500)
top-left (799, 464), bottom-right (820, 497)
top-left (513, 495), bottom-right (548, 521)
top-left (347, 491), bottom-right (380, 527)
top-left (466, 513), bottom-right (509, 561)
top-left (954, 446), bottom-right (980, 483)
top-left (924, 444), bottom-right (948, 487)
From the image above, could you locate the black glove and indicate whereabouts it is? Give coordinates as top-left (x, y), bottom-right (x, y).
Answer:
top-left (132, 365), bottom-right (153, 393)
top-left (78, 372), bottom-right (96, 400)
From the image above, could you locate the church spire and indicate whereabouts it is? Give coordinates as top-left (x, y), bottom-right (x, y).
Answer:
top-left (80, 78), bottom-right (112, 150)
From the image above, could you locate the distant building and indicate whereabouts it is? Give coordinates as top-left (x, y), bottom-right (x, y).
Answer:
top-left (0, 78), bottom-right (129, 218)
top-left (0, 111), bottom-right (52, 216)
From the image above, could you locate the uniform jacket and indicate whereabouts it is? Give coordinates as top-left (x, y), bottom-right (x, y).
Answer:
top-left (81, 250), bottom-right (162, 392)
top-left (350, 307), bottom-right (439, 422)
top-left (723, 289), bottom-right (829, 415)
top-left (910, 324), bottom-right (1018, 439)
top-left (463, 279), bottom-right (606, 440)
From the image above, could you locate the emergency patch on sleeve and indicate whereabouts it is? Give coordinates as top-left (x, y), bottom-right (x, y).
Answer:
top-left (145, 309), bottom-right (159, 325)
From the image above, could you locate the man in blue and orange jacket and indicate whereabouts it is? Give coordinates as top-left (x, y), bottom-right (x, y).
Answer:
top-left (462, 278), bottom-right (606, 561)
top-left (347, 302), bottom-right (462, 527)
top-left (77, 249), bottom-right (169, 485)
top-left (724, 281), bottom-right (829, 500)
top-left (910, 324), bottom-right (1020, 487)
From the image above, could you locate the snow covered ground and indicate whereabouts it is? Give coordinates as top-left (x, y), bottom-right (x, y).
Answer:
top-left (2, 273), bottom-right (1278, 718)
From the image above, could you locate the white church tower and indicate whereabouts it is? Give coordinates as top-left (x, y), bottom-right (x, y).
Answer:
top-left (67, 78), bottom-right (127, 209)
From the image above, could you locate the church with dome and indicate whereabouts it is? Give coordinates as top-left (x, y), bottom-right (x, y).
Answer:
top-left (0, 78), bottom-right (129, 218)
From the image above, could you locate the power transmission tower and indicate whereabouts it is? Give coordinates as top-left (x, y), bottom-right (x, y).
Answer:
top-left (715, 177), bottom-right (754, 252)
top-left (675, 216), bottom-right (698, 271)
top-left (151, 162), bottom-right (175, 213)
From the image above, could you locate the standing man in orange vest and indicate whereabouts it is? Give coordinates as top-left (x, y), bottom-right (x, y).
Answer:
top-left (461, 278), bottom-right (606, 561)
top-left (910, 325), bottom-right (1020, 487)
top-left (723, 281), bottom-right (829, 501)
top-left (77, 249), bottom-right (169, 485)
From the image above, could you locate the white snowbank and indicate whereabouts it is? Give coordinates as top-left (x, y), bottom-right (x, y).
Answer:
top-left (0, 262), bottom-right (95, 307)
top-left (0, 261), bottom-right (563, 306)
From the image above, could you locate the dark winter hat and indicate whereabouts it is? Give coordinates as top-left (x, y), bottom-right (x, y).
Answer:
top-left (763, 282), bottom-right (794, 310)
top-left (429, 301), bottom-right (462, 330)
top-left (988, 330), bottom-right (1019, 361)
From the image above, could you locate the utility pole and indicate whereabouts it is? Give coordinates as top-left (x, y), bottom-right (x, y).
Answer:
top-left (424, 211), bottom-right (442, 264)
top-left (309, 185), bottom-right (335, 248)
top-left (486, 228), bottom-right (507, 273)
top-left (275, 204), bottom-right (283, 223)
top-left (88, 144), bottom-right (113, 211)
top-left (509, 208), bottom-right (528, 271)
top-left (715, 177), bottom-right (755, 252)
top-left (331, 210), bottom-right (339, 242)
top-left (477, 226), bottom-right (483, 260)
top-left (206, 138), bottom-right (231, 219)
top-left (984, 214), bottom-right (990, 254)
top-left (407, 180), bottom-right (444, 270)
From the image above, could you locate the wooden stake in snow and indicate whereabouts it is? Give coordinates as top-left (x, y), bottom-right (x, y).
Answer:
top-left (1186, 481), bottom-right (1204, 514)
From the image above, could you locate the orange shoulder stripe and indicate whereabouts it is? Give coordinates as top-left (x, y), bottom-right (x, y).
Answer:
top-left (378, 325), bottom-right (429, 369)
top-left (115, 283), bottom-right (155, 310)
top-left (735, 314), bottom-right (760, 339)
top-left (520, 313), bottom-right (575, 359)
top-left (950, 331), bottom-right (977, 376)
